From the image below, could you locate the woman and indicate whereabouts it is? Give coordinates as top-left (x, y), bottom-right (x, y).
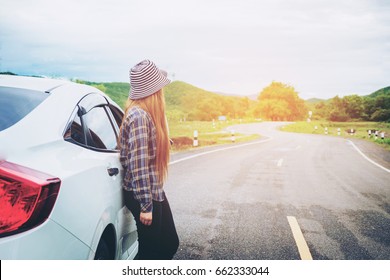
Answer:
top-left (119, 59), bottom-right (179, 260)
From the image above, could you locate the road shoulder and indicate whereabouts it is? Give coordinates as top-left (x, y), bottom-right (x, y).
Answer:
top-left (349, 138), bottom-right (390, 170)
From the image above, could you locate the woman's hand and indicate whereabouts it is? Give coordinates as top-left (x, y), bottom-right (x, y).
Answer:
top-left (140, 212), bottom-right (153, 226)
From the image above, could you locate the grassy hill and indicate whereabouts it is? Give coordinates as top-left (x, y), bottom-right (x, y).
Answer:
top-left (164, 81), bottom-right (221, 107)
top-left (367, 86), bottom-right (390, 98)
top-left (305, 98), bottom-right (326, 104)
top-left (76, 80), bottom-right (130, 108)
top-left (77, 79), bottom-right (257, 121)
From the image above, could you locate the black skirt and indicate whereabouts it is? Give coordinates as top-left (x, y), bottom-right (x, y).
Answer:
top-left (124, 190), bottom-right (179, 260)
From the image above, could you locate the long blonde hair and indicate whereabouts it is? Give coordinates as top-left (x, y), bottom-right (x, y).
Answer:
top-left (121, 89), bottom-right (170, 184)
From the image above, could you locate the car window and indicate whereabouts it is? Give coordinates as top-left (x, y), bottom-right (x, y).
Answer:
top-left (78, 93), bottom-right (108, 112)
top-left (108, 104), bottom-right (124, 129)
top-left (0, 87), bottom-right (48, 131)
top-left (64, 93), bottom-right (121, 151)
top-left (64, 113), bottom-right (86, 145)
top-left (83, 106), bottom-right (118, 150)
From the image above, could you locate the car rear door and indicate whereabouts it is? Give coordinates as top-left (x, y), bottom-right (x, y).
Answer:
top-left (63, 93), bottom-right (137, 259)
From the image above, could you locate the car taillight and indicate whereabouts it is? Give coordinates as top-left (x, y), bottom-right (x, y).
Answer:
top-left (0, 161), bottom-right (61, 237)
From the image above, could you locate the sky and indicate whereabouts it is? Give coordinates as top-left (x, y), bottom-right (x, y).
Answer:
top-left (0, 0), bottom-right (389, 99)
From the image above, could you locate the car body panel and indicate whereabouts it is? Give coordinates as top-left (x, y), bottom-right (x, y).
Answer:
top-left (0, 219), bottom-right (91, 259)
top-left (0, 75), bottom-right (138, 259)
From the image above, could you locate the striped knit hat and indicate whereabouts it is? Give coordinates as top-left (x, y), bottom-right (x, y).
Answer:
top-left (129, 59), bottom-right (171, 100)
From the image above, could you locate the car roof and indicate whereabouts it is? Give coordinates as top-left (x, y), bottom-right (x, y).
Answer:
top-left (0, 74), bottom-right (72, 92)
top-left (0, 74), bottom-right (117, 144)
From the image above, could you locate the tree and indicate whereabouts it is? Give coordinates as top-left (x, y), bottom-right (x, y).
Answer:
top-left (196, 98), bottom-right (221, 121)
top-left (236, 97), bottom-right (251, 118)
top-left (362, 97), bottom-right (376, 121)
top-left (258, 99), bottom-right (291, 121)
top-left (375, 95), bottom-right (390, 110)
top-left (314, 101), bottom-right (330, 120)
top-left (328, 109), bottom-right (349, 121)
top-left (325, 93), bottom-right (390, 122)
top-left (343, 95), bottom-right (364, 120)
top-left (370, 109), bottom-right (390, 122)
top-left (257, 81), bottom-right (307, 121)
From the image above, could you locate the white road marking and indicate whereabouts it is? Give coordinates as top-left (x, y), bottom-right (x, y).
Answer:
top-left (277, 158), bottom-right (284, 167)
top-left (348, 140), bottom-right (390, 173)
top-left (287, 216), bottom-right (313, 260)
top-left (169, 137), bottom-right (272, 165)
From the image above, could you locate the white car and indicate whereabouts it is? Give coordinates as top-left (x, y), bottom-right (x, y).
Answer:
top-left (0, 75), bottom-right (138, 259)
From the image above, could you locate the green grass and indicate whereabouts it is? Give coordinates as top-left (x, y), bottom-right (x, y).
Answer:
top-left (280, 121), bottom-right (390, 150)
top-left (168, 120), bottom-right (259, 151)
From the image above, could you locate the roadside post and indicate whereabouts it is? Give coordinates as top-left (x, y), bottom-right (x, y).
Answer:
top-left (193, 130), bottom-right (198, 147)
top-left (368, 129), bottom-right (372, 138)
top-left (325, 127), bottom-right (328, 135)
top-left (381, 132), bottom-right (385, 140)
top-left (350, 128), bottom-right (354, 136)
top-left (337, 128), bottom-right (341, 136)
top-left (375, 130), bottom-right (379, 140)
top-left (307, 111), bottom-right (312, 123)
top-left (231, 130), bottom-right (235, 143)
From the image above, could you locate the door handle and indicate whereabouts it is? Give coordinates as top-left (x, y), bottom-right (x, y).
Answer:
top-left (107, 167), bottom-right (119, 176)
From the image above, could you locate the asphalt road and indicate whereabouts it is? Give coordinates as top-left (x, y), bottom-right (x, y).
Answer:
top-left (165, 122), bottom-right (390, 260)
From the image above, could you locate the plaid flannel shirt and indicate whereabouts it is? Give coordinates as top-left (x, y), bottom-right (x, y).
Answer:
top-left (120, 106), bottom-right (164, 213)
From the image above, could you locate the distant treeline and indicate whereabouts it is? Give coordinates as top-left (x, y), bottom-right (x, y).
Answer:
top-left (1, 72), bottom-right (388, 122)
top-left (83, 80), bottom-right (310, 122)
top-left (309, 87), bottom-right (390, 122)
top-left (166, 81), bottom-right (306, 122)
top-left (76, 79), bottom-right (390, 123)
top-left (164, 81), bottom-right (255, 121)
